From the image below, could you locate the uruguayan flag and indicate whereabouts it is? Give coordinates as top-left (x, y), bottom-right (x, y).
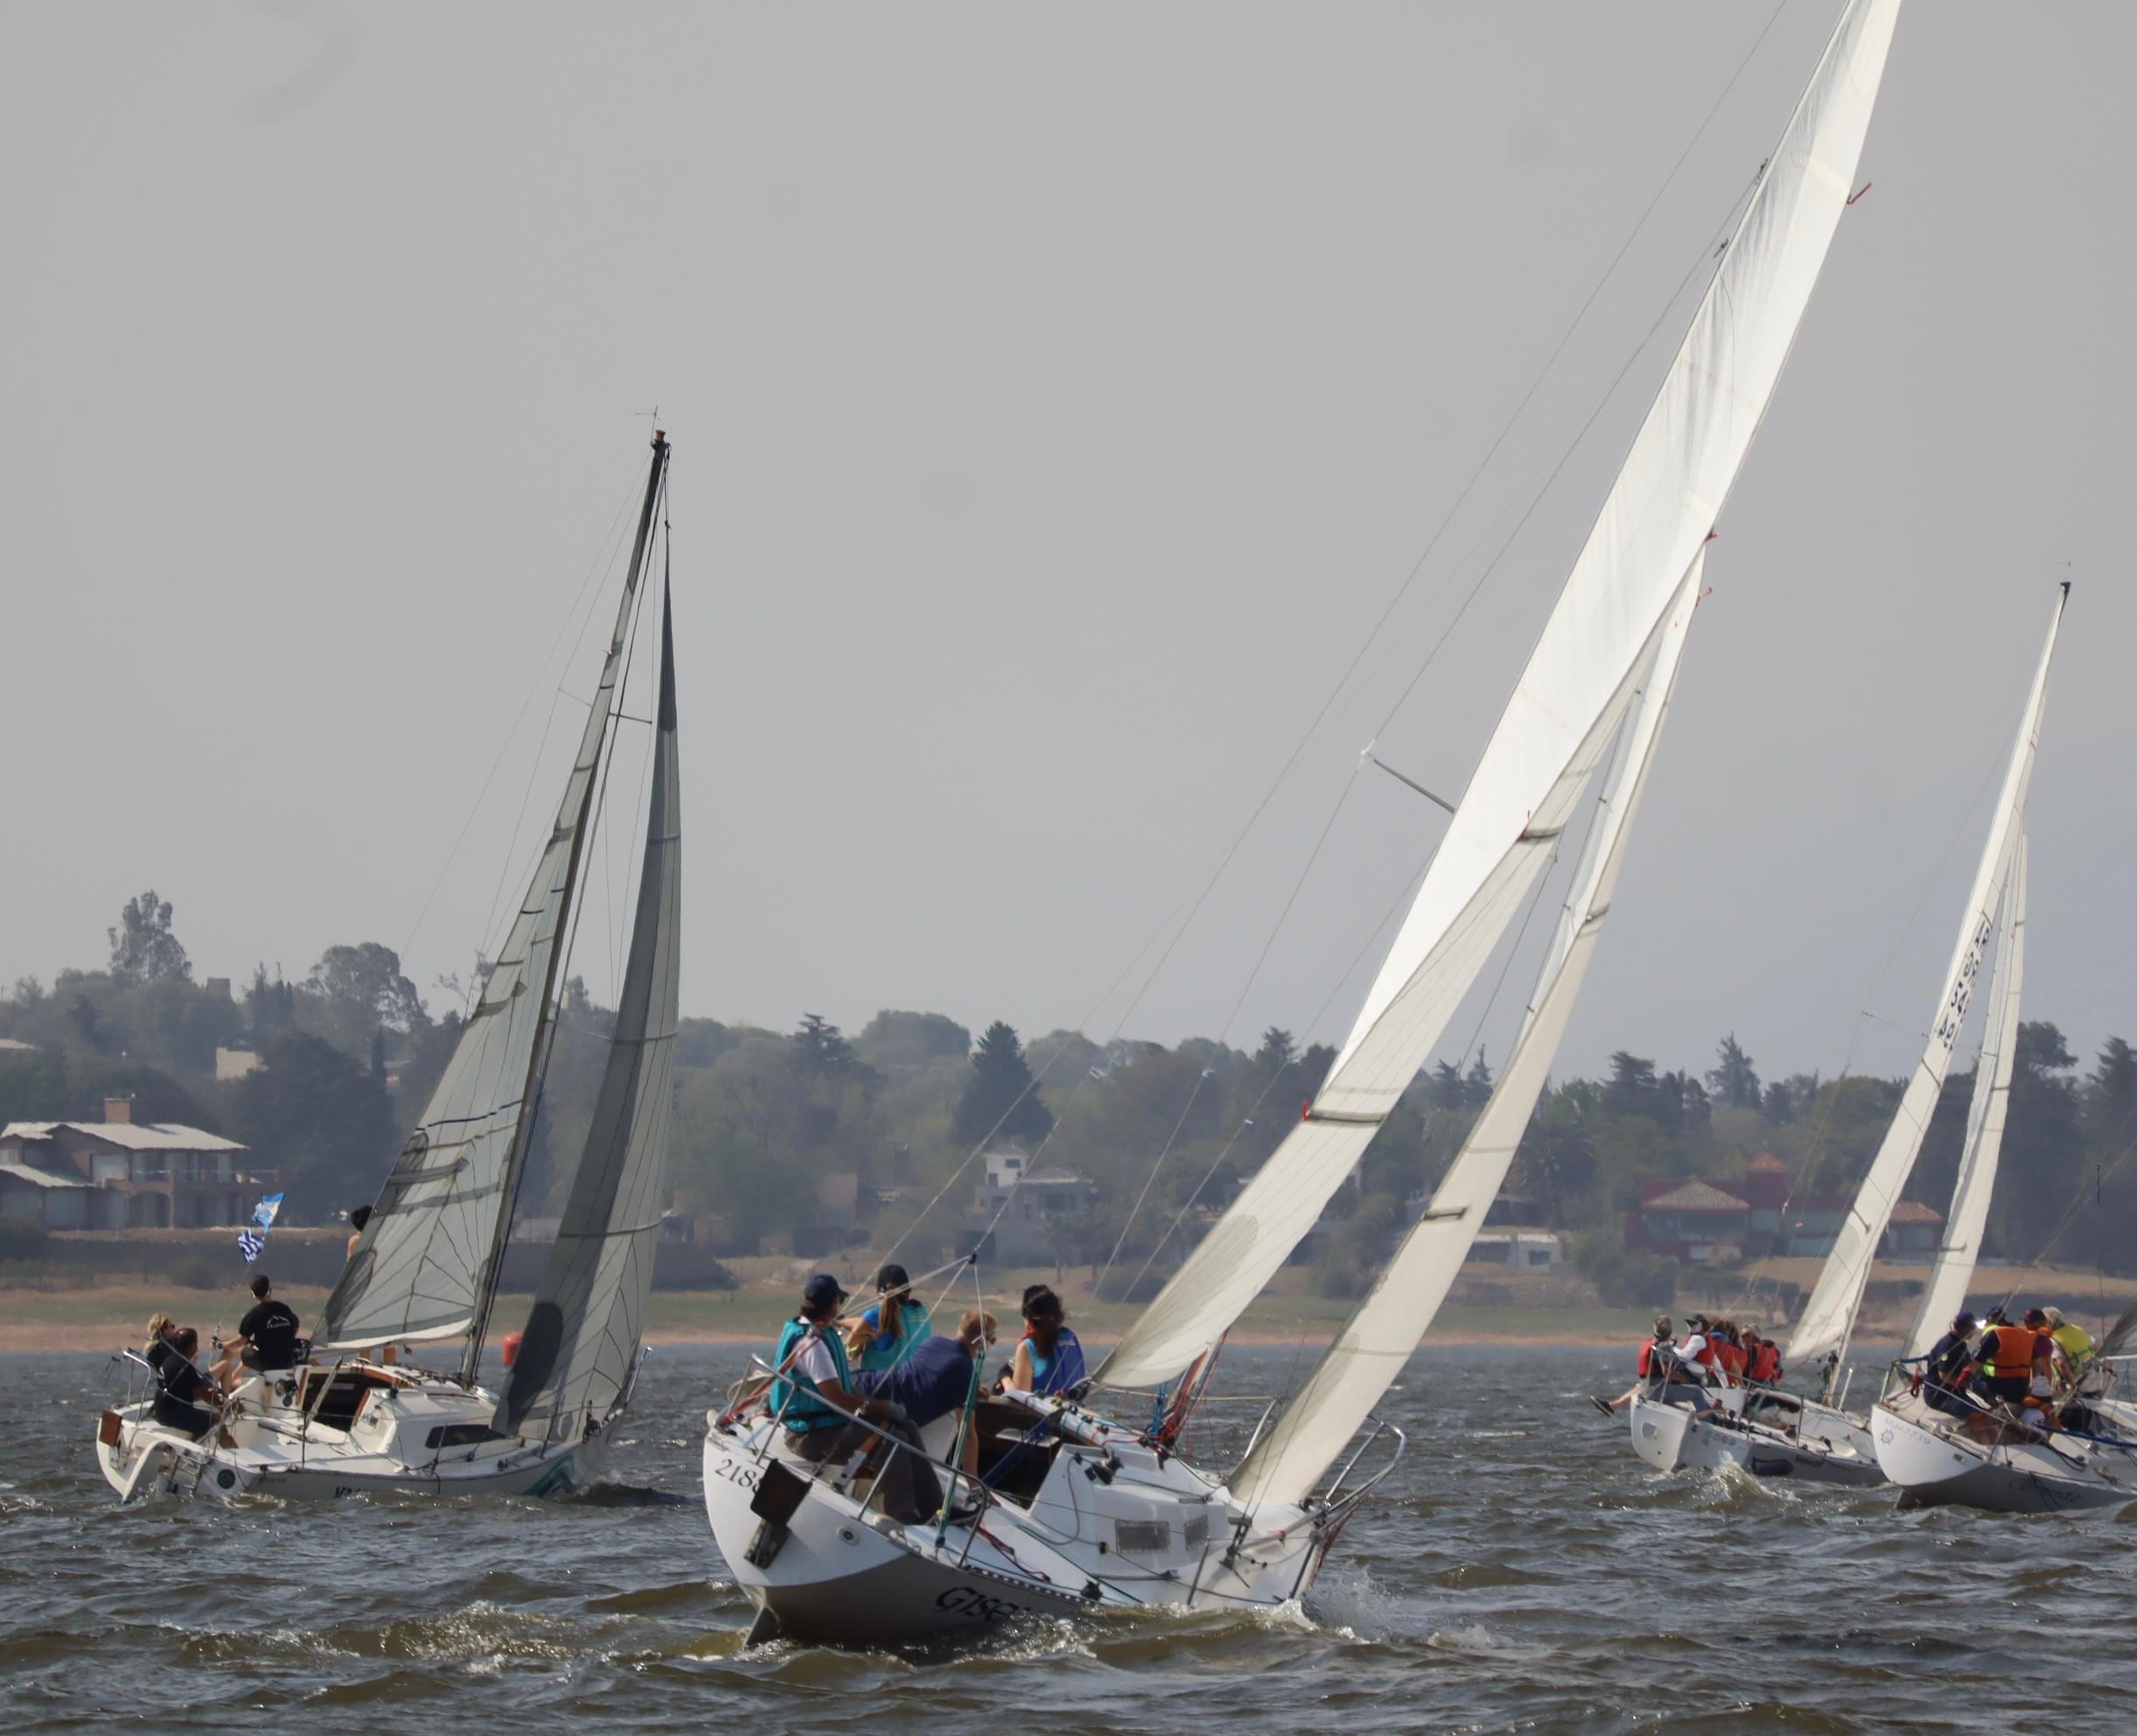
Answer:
top-left (237, 1192), bottom-right (284, 1264)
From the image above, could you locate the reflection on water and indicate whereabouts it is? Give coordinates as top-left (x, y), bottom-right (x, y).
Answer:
top-left (4, 1344), bottom-right (2131, 1731)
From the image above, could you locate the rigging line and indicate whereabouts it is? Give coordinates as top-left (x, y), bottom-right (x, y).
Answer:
top-left (1994, 1103), bottom-right (2137, 1321)
top-left (396, 465), bottom-right (644, 974)
top-left (1735, 738), bottom-right (2014, 1320)
top-left (1367, 174), bottom-right (1760, 746)
top-left (875, 57), bottom-right (1780, 1282)
top-left (1105, 844), bottom-right (1441, 1303)
top-left (510, 470), bottom-right (667, 1254)
top-left (1091, 760), bottom-right (1374, 1288)
top-left (463, 478), bottom-right (648, 1009)
top-left (881, 150), bottom-right (1762, 1287)
top-left (872, 837), bottom-right (1250, 1270)
top-left (1312, 0), bottom-right (1792, 739)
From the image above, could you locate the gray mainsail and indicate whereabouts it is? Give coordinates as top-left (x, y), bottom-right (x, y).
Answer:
top-left (497, 582), bottom-right (681, 1439)
top-left (323, 434), bottom-right (671, 1356)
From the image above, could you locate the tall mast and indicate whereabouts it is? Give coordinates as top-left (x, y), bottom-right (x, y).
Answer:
top-left (459, 430), bottom-right (670, 1384)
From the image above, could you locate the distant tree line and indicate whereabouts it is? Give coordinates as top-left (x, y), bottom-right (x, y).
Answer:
top-left (3, 892), bottom-right (2133, 1297)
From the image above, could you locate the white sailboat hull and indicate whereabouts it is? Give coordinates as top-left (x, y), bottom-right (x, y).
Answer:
top-left (1871, 1394), bottom-right (2136, 1514)
top-left (95, 1363), bottom-right (611, 1502)
top-left (1627, 1389), bottom-right (1884, 1487)
top-left (702, 1404), bottom-right (1346, 1647)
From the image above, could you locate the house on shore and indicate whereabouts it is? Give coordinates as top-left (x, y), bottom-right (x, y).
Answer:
top-left (0, 1097), bottom-right (276, 1229)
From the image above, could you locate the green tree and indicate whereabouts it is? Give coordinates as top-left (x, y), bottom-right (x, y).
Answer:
top-left (953, 1020), bottom-right (1054, 1150)
top-left (1254, 1027), bottom-right (1295, 1076)
top-left (854, 1010), bottom-right (971, 1079)
top-left (793, 1012), bottom-right (862, 1077)
top-left (307, 942), bottom-right (429, 1054)
top-left (108, 889), bottom-right (192, 985)
top-left (233, 1032), bottom-right (397, 1220)
top-left (1706, 1033), bottom-right (1761, 1110)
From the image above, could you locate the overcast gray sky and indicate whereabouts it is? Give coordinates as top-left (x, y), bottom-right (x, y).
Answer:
top-left (5, 3), bottom-right (2132, 1091)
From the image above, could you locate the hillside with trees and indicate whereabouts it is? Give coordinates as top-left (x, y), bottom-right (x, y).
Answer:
top-left (4, 892), bottom-right (2133, 1298)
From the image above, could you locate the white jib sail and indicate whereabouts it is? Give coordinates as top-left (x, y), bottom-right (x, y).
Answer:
top-left (498, 585), bottom-right (682, 1440)
top-left (1233, 559), bottom-right (1702, 1508)
top-left (1789, 586), bottom-right (2066, 1369)
top-left (1101, 0), bottom-right (1902, 1391)
top-left (324, 444), bottom-right (669, 1351)
top-left (1903, 835), bottom-right (2024, 1359)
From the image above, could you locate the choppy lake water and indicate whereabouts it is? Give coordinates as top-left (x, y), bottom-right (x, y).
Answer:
top-left (4, 1343), bottom-right (2133, 1732)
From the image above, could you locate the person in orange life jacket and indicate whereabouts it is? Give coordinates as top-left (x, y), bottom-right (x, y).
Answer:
top-left (1970, 1307), bottom-right (2038, 1410)
top-left (1744, 1329), bottom-right (1783, 1387)
top-left (773, 1273), bottom-right (943, 1523)
top-left (1712, 1321), bottom-right (1747, 1383)
top-left (1916, 1312), bottom-right (1978, 1418)
top-left (1591, 1316), bottom-right (1673, 1414)
top-left (1000, 1285), bottom-right (1086, 1396)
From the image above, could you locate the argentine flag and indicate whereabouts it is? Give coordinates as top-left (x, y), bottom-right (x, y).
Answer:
top-left (237, 1191), bottom-right (284, 1264)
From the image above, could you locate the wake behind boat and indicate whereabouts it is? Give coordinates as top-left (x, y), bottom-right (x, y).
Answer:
top-left (705, 0), bottom-right (1905, 1645)
top-left (95, 432), bottom-right (683, 1503)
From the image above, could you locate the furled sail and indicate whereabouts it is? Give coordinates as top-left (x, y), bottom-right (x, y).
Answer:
top-left (1789, 585), bottom-right (2066, 1370)
top-left (1101, 0), bottom-right (1902, 1390)
top-left (498, 585), bottom-right (682, 1439)
top-left (323, 436), bottom-right (671, 1353)
top-left (1903, 836), bottom-right (2023, 1358)
top-left (1234, 558), bottom-right (1701, 1507)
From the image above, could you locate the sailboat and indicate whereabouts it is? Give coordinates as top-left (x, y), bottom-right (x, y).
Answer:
top-left (1626, 586), bottom-right (2063, 1487)
top-left (1864, 658), bottom-right (2137, 1509)
top-left (95, 433), bottom-right (681, 1502)
top-left (702, 0), bottom-right (1903, 1643)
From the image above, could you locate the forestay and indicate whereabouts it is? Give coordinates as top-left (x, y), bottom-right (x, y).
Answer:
top-left (499, 587), bottom-right (683, 1439)
top-left (323, 440), bottom-right (670, 1351)
top-left (1790, 586), bottom-right (2066, 1369)
top-left (1235, 560), bottom-right (1702, 1507)
top-left (1904, 836), bottom-right (2024, 1358)
top-left (1102, 0), bottom-right (1903, 1390)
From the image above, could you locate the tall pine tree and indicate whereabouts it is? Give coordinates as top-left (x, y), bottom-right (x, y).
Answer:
top-left (953, 1020), bottom-right (1054, 1149)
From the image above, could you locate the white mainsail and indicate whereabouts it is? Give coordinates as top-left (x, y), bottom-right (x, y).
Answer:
top-left (1234, 558), bottom-right (1702, 1507)
top-left (499, 585), bottom-right (683, 1439)
top-left (1789, 585), bottom-right (2066, 1370)
top-left (1903, 836), bottom-right (2024, 1358)
top-left (324, 437), bottom-right (671, 1353)
top-left (1102, 0), bottom-right (1903, 1390)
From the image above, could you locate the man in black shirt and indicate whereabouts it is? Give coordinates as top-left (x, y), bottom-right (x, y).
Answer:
top-left (215, 1275), bottom-right (300, 1391)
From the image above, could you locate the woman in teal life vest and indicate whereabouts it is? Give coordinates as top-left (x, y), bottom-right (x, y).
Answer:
top-left (770, 1272), bottom-right (942, 1522)
top-left (845, 1262), bottom-right (935, 1376)
top-left (1003, 1284), bottom-right (1087, 1396)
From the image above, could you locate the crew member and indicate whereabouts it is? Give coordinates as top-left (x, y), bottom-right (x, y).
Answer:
top-left (214, 1274), bottom-right (300, 1393)
top-left (1591, 1315), bottom-right (1672, 1414)
top-left (855, 1310), bottom-right (998, 1479)
top-left (1972, 1308), bottom-right (2037, 1410)
top-left (1919, 1311), bottom-right (1977, 1417)
top-left (771, 1273), bottom-right (941, 1523)
top-left (2043, 1306), bottom-right (2093, 1368)
top-left (846, 1262), bottom-right (935, 1376)
top-left (1002, 1285), bottom-right (1087, 1396)
top-left (153, 1326), bottom-right (232, 1446)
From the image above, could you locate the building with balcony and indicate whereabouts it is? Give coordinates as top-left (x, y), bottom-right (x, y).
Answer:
top-left (0, 1098), bottom-right (276, 1228)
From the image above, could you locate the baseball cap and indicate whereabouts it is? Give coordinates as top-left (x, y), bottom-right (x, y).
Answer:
top-left (802, 1273), bottom-right (849, 1312)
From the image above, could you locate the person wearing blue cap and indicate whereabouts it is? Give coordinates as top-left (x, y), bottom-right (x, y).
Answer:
top-left (770, 1272), bottom-right (943, 1523)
